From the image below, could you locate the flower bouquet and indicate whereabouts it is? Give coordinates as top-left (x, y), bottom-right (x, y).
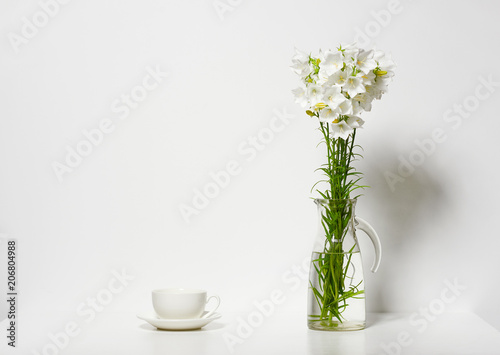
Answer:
top-left (291, 43), bottom-right (394, 330)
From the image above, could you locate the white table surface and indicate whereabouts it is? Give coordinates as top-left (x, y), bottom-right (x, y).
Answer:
top-left (3, 311), bottom-right (500, 354)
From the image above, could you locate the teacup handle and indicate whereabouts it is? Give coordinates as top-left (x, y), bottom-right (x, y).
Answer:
top-left (202, 295), bottom-right (220, 319)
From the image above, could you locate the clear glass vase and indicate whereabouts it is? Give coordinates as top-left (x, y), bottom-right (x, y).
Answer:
top-left (307, 198), bottom-right (382, 331)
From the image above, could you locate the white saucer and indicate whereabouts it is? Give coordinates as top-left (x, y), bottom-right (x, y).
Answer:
top-left (137, 312), bottom-right (221, 330)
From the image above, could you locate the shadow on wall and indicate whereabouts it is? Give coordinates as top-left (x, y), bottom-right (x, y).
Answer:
top-left (359, 141), bottom-right (450, 311)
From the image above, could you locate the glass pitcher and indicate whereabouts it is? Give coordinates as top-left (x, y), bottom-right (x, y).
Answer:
top-left (307, 198), bottom-right (381, 331)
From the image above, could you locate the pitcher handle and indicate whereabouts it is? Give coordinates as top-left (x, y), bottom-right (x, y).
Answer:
top-left (355, 217), bottom-right (382, 273)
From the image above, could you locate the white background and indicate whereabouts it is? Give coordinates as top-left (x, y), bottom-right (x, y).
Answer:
top-left (1, 0), bottom-right (500, 352)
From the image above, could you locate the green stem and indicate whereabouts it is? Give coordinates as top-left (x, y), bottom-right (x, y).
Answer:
top-left (310, 120), bottom-right (364, 326)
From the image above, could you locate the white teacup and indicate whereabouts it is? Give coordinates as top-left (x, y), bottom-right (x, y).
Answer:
top-left (152, 288), bottom-right (220, 319)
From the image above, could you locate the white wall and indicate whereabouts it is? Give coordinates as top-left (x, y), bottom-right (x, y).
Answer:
top-left (1, 0), bottom-right (500, 340)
